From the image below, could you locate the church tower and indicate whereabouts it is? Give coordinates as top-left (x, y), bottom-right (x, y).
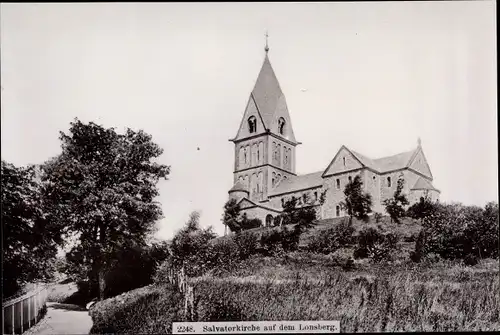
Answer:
top-left (229, 37), bottom-right (300, 204)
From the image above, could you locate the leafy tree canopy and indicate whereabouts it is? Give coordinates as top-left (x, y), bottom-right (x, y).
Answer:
top-left (340, 175), bottom-right (372, 223)
top-left (41, 119), bottom-right (170, 299)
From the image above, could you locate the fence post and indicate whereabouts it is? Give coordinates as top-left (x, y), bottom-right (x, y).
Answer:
top-left (11, 304), bottom-right (14, 335)
top-left (34, 288), bottom-right (37, 324)
top-left (28, 295), bottom-right (31, 328)
top-left (20, 300), bottom-right (23, 334)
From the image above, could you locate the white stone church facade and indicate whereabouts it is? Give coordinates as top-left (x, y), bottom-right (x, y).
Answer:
top-left (228, 49), bottom-right (440, 226)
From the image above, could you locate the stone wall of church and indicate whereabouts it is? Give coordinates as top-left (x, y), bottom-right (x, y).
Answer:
top-left (268, 186), bottom-right (324, 212)
top-left (240, 206), bottom-right (280, 226)
top-left (235, 136), bottom-right (268, 172)
top-left (408, 189), bottom-right (440, 204)
top-left (268, 137), bottom-right (294, 173)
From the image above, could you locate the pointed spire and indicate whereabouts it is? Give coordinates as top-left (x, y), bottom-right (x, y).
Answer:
top-left (417, 137), bottom-right (422, 147)
top-left (264, 30), bottom-right (269, 53)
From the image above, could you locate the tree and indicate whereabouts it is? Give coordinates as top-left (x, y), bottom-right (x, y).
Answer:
top-left (222, 198), bottom-right (242, 234)
top-left (340, 175), bottom-right (372, 224)
top-left (383, 176), bottom-right (409, 223)
top-left (1, 161), bottom-right (64, 297)
top-left (406, 191), bottom-right (437, 222)
top-left (169, 211), bottom-right (217, 276)
top-left (41, 119), bottom-right (170, 300)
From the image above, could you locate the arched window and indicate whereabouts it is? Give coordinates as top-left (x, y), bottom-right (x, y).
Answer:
top-left (348, 176), bottom-right (352, 183)
top-left (258, 172), bottom-right (263, 198)
top-left (387, 176), bottom-right (392, 187)
top-left (314, 191), bottom-right (318, 201)
top-left (343, 157), bottom-right (346, 166)
top-left (248, 116), bottom-right (257, 133)
top-left (277, 144), bottom-right (281, 166)
top-left (244, 146), bottom-right (248, 166)
top-left (239, 147), bottom-right (244, 168)
top-left (284, 146), bottom-right (288, 166)
top-left (281, 198), bottom-right (285, 206)
top-left (278, 117), bottom-right (286, 135)
top-left (303, 194), bottom-right (307, 203)
top-left (251, 173), bottom-right (257, 197)
top-left (252, 143), bottom-right (257, 166)
top-left (272, 172), bottom-right (276, 187)
top-left (336, 205), bottom-right (340, 217)
top-left (336, 178), bottom-right (340, 189)
top-left (258, 142), bottom-right (263, 164)
top-left (266, 215), bottom-right (274, 227)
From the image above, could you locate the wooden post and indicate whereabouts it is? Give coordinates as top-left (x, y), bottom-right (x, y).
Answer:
top-left (34, 290), bottom-right (37, 324)
top-left (28, 295), bottom-right (31, 328)
top-left (20, 300), bottom-right (23, 333)
top-left (11, 304), bottom-right (14, 335)
top-left (2, 303), bottom-right (4, 335)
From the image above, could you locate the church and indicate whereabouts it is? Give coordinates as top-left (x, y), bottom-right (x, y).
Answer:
top-left (227, 44), bottom-right (440, 227)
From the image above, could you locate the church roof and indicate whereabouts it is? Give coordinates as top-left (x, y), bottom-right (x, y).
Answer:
top-left (249, 55), bottom-right (298, 143)
top-left (411, 177), bottom-right (440, 192)
top-left (228, 180), bottom-right (249, 193)
top-left (269, 171), bottom-right (323, 197)
top-left (349, 147), bottom-right (418, 173)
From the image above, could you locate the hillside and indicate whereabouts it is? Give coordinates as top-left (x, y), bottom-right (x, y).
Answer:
top-left (213, 215), bottom-right (422, 250)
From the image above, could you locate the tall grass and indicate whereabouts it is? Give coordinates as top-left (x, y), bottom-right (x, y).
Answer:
top-left (193, 269), bottom-right (499, 332)
top-left (90, 258), bottom-right (499, 333)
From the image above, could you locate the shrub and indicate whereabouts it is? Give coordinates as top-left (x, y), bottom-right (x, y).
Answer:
top-left (340, 175), bottom-right (373, 224)
top-left (240, 216), bottom-right (262, 230)
top-left (206, 238), bottom-right (240, 271)
top-left (259, 229), bottom-right (286, 256)
top-left (233, 231), bottom-right (259, 260)
top-left (102, 242), bottom-right (170, 299)
top-left (463, 254), bottom-right (479, 266)
top-left (383, 176), bottom-right (409, 224)
top-left (90, 284), bottom-right (184, 334)
top-left (414, 202), bottom-right (499, 261)
top-left (355, 227), bottom-right (400, 263)
top-left (169, 211), bottom-right (217, 276)
top-left (374, 212), bottom-right (383, 223)
top-left (306, 220), bottom-right (355, 254)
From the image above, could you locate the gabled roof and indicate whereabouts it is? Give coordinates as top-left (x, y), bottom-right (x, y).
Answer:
top-left (228, 180), bottom-right (249, 193)
top-left (373, 149), bottom-right (418, 172)
top-left (269, 171), bottom-right (323, 197)
top-left (411, 177), bottom-right (440, 192)
top-left (325, 145), bottom-right (421, 175)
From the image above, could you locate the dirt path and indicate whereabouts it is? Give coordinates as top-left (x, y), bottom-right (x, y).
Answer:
top-left (25, 302), bottom-right (93, 335)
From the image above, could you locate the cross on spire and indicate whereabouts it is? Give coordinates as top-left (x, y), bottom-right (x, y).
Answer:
top-left (264, 30), bottom-right (269, 53)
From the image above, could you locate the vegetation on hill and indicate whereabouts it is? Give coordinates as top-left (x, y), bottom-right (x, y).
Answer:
top-left (383, 176), bottom-right (409, 223)
top-left (340, 175), bottom-right (373, 224)
top-left (1, 160), bottom-right (64, 297)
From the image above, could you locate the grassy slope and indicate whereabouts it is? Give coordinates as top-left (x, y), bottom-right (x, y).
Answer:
top-left (90, 217), bottom-right (499, 333)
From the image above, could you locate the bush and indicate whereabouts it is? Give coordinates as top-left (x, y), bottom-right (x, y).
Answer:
top-left (306, 220), bottom-right (355, 254)
top-left (102, 242), bottom-right (170, 299)
top-left (206, 238), bottom-right (240, 271)
top-left (90, 284), bottom-right (184, 334)
top-left (463, 254), bottom-right (479, 266)
top-left (374, 212), bottom-right (383, 223)
top-left (234, 232), bottom-right (259, 260)
top-left (414, 202), bottom-right (499, 261)
top-left (240, 217), bottom-right (262, 230)
top-left (169, 212), bottom-right (217, 276)
top-left (259, 229), bottom-right (286, 256)
top-left (355, 227), bottom-right (400, 263)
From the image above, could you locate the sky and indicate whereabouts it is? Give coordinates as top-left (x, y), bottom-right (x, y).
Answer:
top-left (1, 2), bottom-right (497, 240)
